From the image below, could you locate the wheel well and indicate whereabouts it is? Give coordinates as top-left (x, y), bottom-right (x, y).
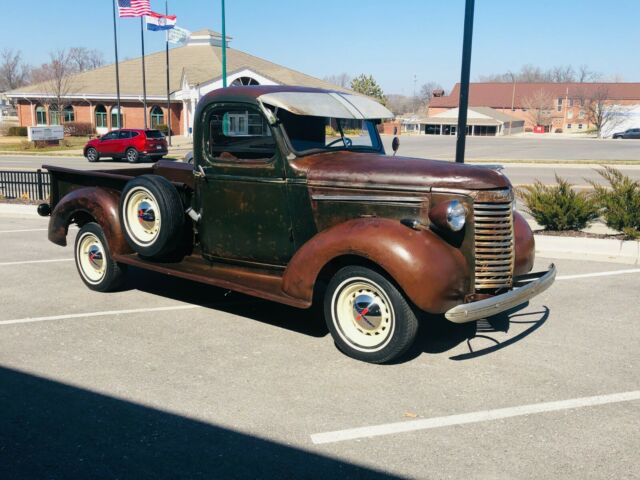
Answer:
top-left (71, 210), bottom-right (95, 228)
top-left (313, 254), bottom-right (393, 301)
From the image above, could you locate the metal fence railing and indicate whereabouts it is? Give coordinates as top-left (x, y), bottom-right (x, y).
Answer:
top-left (0, 169), bottom-right (51, 201)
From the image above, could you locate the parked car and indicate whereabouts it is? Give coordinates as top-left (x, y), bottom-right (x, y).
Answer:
top-left (612, 128), bottom-right (640, 139)
top-left (84, 129), bottom-right (168, 163)
top-left (39, 86), bottom-right (555, 364)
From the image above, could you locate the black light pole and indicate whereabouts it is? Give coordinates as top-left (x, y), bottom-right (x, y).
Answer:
top-left (112, 0), bottom-right (122, 130)
top-left (140, 17), bottom-right (148, 129)
top-left (455, 0), bottom-right (475, 164)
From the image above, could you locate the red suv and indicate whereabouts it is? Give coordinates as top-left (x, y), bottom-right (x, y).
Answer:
top-left (84, 129), bottom-right (168, 163)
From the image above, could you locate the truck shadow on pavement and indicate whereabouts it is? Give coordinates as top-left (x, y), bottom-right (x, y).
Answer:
top-left (0, 365), bottom-right (399, 480)
top-left (125, 267), bottom-right (549, 363)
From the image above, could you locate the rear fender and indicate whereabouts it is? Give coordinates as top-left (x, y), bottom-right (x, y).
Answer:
top-left (282, 218), bottom-right (470, 314)
top-left (48, 186), bottom-right (131, 255)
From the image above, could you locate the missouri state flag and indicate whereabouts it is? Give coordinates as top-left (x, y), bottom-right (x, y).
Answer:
top-left (145, 12), bottom-right (177, 31)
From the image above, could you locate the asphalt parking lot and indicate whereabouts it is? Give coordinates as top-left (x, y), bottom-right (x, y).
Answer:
top-left (1, 212), bottom-right (639, 479)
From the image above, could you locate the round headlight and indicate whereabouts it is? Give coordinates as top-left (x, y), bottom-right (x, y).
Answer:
top-left (446, 200), bottom-right (466, 232)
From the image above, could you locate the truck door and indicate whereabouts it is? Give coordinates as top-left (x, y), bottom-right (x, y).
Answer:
top-left (194, 103), bottom-right (294, 265)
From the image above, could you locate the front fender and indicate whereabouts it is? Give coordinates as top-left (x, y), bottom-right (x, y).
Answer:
top-left (48, 186), bottom-right (131, 255)
top-left (282, 218), bottom-right (470, 314)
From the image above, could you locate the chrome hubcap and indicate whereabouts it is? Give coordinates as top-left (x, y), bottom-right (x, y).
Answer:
top-left (352, 293), bottom-right (383, 332)
top-left (124, 188), bottom-right (161, 245)
top-left (77, 232), bottom-right (106, 284)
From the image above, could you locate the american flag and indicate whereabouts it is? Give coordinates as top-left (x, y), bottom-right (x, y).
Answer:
top-left (117, 0), bottom-right (152, 18)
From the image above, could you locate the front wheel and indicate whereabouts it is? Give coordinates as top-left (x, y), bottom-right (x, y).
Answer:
top-left (74, 222), bottom-right (126, 292)
top-left (324, 266), bottom-right (419, 364)
top-left (86, 147), bottom-right (99, 162)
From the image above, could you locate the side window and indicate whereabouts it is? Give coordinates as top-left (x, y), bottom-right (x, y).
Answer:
top-left (119, 131), bottom-right (132, 139)
top-left (131, 131), bottom-right (140, 138)
top-left (102, 132), bottom-right (118, 140)
top-left (205, 105), bottom-right (275, 163)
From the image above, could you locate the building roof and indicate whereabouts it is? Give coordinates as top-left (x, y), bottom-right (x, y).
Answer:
top-left (408, 106), bottom-right (522, 126)
top-left (430, 82), bottom-right (640, 109)
top-left (7, 34), bottom-right (347, 100)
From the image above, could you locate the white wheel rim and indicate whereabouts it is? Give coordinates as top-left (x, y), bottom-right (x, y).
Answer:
top-left (77, 232), bottom-right (106, 284)
top-left (331, 277), bottom-right (395, 352)
top-left (123, 187), bottom-right (161, 246)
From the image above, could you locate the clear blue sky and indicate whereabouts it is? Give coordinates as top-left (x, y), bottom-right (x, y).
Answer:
top-left (2, 0), bottom-right (639, 94)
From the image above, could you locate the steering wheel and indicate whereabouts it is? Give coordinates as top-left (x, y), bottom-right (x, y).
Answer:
top-left (326, 137), bottom-right (353, 148)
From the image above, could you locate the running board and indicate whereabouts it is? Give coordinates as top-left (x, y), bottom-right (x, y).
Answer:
top-left (113, 253), bottom-right (311, 309)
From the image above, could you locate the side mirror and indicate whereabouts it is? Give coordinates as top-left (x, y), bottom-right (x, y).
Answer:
top-left (392, 136), bottom-right (400, 156)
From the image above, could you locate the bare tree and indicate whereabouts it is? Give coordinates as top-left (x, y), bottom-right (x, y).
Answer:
top-left (418, 82), bottom-right (443, 107)
top-left (323, 73), bottom-right (351, 89)
top-left (68, 47), bottom-right (105, 73)
top-left (39, 50), bottom-right (76, 125)
top-left (577, 64), bottom-right (602, 83)
top-left (521, 90), bottom-right (555, 127)
top-left (577, 86), bottom-right (624, 138)
top-left (0, 49), bottom-right (30, 92)
top-left (386, 94), bottom-right (415, 115)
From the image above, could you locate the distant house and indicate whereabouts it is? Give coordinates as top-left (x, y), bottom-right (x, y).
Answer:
top-left (401, 106), bottom-right (523, 136)
top-left (6, 30), bottom-right (347, 135)
top-left (429, 82), bottom-right (640, 132)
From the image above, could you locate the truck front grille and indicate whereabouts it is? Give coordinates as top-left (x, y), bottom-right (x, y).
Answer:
top-left (474, 200), bottom-right (514, 291)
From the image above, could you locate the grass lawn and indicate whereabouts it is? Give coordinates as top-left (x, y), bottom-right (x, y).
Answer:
top-left (0, 136), bottom-right (89, 152)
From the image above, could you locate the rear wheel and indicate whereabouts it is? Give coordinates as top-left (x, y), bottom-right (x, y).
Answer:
top-left (126, 147), bottom-right (140, 163)
top-left (86, 147), bottom-right (99, 162)
top-left (324, 266), bottom-right (419, 364)
top-left (74, 222), bottom-right (126, 292)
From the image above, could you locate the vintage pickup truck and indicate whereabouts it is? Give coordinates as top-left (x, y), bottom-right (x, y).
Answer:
top-left (38, 86), bottom-right (555, 363)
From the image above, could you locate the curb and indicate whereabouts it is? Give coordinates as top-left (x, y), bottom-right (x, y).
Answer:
top-left (535, 234), bottom-right (640, 265)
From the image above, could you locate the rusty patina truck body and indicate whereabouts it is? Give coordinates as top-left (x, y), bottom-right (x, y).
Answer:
top-left (40, 86), bottom-right (555, 363)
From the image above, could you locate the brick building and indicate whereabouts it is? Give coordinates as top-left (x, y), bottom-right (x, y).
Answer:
top-left (6, 30), bottom-right (345, 136)
top-left (429, 82), bottom-right (640, 133)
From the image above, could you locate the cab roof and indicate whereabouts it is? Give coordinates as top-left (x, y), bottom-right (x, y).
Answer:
top-left (199, 85), bottom-right (394, 120)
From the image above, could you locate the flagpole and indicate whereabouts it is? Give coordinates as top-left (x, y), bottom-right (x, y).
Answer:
top-left (221, 0), bottom-right (227, 87)
top-left (112, 0), bottom-right (122, 130)
top-left (165, 0), bottom-right (172, 145)
top-left (140, 16), bottom-right (148, 129)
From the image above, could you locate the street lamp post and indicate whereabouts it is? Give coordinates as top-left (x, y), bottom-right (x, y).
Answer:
top-left (455, 0), bottom-right (475, 164)
top-left (221, 0), bottom-right (227, 87)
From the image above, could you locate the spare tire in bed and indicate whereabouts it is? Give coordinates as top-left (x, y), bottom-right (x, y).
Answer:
top-left (119, 174), bottom-right (184, 258)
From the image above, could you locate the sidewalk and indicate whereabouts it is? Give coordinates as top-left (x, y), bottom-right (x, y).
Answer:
top-left (2, 203), bottom-right (637, 265)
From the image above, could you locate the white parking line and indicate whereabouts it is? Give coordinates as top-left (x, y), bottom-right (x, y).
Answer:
top-left (310, 390), bottom-right (640, 445)
top-left (556, 268), bottom-right (640, 280)
top-left (0, 228), bottom-right (48, 233)
top-left (0, 258), bottom-right (73, 267)
top-left (0, 305), bottom-right (200, 326)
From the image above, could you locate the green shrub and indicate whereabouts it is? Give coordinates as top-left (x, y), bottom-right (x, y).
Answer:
top-left (588, 166), bottom-right (640, 238)
top-left (64, 122), bottom-right (94, 136)
top-left (155, 123), bottom-right (172, 135)
top-left (8, 126), bottom-right (28, 136)
top-left (517, 175), bottom-right (598, 231)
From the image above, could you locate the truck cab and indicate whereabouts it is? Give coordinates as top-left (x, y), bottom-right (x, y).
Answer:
top-left (41, 86), bottom-right (555, 364)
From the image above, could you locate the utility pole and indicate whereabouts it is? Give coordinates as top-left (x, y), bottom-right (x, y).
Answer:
top-left (508, 70), bottom-right (516, 135)
top-left (413, 74), bottom-right (417, 113)
top-left (111, 0), bottom-right (121, 131)
top-left (455, 0), bottom-right (475, 163)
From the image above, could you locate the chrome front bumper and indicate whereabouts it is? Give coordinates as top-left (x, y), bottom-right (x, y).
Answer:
top-left (445, 264), bottom-right (557, 324)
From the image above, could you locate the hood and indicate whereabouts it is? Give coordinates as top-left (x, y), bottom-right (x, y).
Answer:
top-left (296, 152), bottom-right (511, 191)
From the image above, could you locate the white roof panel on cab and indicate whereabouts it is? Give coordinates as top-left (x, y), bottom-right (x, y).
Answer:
top-left (258, 91), bottom-right (393, 120)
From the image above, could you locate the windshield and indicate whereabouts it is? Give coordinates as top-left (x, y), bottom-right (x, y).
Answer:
top-left (276, 109), bottom-right (381, 154)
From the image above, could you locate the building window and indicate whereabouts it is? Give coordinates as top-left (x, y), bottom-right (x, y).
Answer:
top-left (567, 123), bottom-right (572, 129)
top-left (49, 105), bottom-right (60, 125)
top-left (111, 107), bottom-right (123, 129)
top-left (230, 76), bottom-right (260, 86)
top-left (150, 105), bottom-right (164, 128)
top-left (95, 105), bottom-right (107, 128)
top-left (63, 105), bottom-right (74, 122)
top-left (35, 105), bottom-right (47, 125)
top-left (578, 110), bottom-right (585, 119)
top-left (578, 123), bottom-right (583, 129)
top-left (557, 97), bottom-right (563, 112)
top-left (567, 110), bottom-right (573, 119)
